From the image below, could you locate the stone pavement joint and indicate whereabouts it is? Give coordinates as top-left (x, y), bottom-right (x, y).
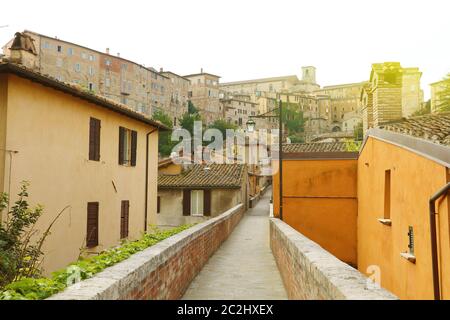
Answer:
top-left (182, 187), bottom-right (288, 300)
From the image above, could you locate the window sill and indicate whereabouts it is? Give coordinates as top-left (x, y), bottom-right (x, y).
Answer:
top-left (378, 218), bottom-right (392, 226)
top-left (400, 252), bottom-right (416, 264)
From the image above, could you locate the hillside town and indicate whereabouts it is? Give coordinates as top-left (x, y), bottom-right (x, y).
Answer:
top-left (0, 23), bottom-right (449, 304)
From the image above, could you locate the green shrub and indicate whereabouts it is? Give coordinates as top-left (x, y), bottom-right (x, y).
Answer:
top-left (0, 224), bottom-right (192, 300)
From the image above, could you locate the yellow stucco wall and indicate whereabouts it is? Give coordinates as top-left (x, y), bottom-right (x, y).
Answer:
top-left (1, 74), bottom-right (159, 274)
top-left (273, 159), bottom-right (358, 266)
top-left (0, 75), bottom-right (7, 200)
top-left (358, 137), bottom-right (450, 299)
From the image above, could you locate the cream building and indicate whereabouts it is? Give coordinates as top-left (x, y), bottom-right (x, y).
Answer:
top-left (184, 70), bottom-right (221, 124)
top-left (0, 61), bottom-right (166, 274)
top-left (220, 66), bottom-right (320, 95)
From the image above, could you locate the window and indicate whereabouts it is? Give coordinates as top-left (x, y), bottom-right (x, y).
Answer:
top-left (74, 63), bottom-right (81, 72)
top-left (190, 190), bottom-right (204, 216)
top-left (408, 226), bottom-right (414, 255)
top-left (88, 66), bottom-right (95, 76)
top-left (43, 41), bottom-right (50, 49)
top-left (89, 117), bottom-right (101, 161)
top-left (183, 190), bottom-right (211, 216)
top-left (384, 170), bottom-right (391, 220)
top-left (118, 127), bottom-right (137, 166)
top-left (81, 52), bottom-right (87, 59)
top-left (88, 83), bottom-right (94, 91)
top-left (89, 54), bottom-right (95, 61)
top-left (86, 202), bottom-right (99, 248)
top-left (105, 59), bottom-right (111, 66)
top-left (120, 200), bottom-right (129, 239)
top-left (57, 45), bottom-right (62, 53)
top-left (67, 48), bottom-right (73, 56)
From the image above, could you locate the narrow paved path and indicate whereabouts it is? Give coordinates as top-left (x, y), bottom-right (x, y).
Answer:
top-left (182, 187), bottom-right (288, 300)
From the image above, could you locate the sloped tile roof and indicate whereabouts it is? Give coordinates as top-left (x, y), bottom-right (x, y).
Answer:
top-left (158, 164), bottom-right (246, 189)
top-left (283, 142), bottom-right (349, 153)
top-left (379, 113), bottom-right (450, 146)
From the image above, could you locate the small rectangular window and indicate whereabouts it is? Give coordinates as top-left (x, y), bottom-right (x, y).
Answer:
top-left (120, 200), bottom-right (129, 239)
top-left (190, 190), bottom-right (204, 216)
top-left (118, 127), bottom-right (137, 166)
top-left (408, 226), bottom-right (414, 255)
top-left (57, 45), bottom-right (62, 53)
top-left (86, 202), bottom-right (99, 248)
top-left (384, 170), bottom-right (391, 219)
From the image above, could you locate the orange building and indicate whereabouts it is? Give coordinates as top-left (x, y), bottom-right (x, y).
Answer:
top-left (358, 114), bottom-right (450, 300)
top-left (275, 113), bottom-right (450, 300)
top-left (273, 142), bottom-right (358, 266)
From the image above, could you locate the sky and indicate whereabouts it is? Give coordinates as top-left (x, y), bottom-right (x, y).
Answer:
top-left (1, 0), bottom-right (449, 99)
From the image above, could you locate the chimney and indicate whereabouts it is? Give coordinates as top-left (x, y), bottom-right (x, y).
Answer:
top-left (106, 48), bottom-right (110, 54)
top-left (117, 52), bottom-right (120, 57)
top-left (160, 67), bottom-right (163, 72)
top-left (201, 68), bottom-right (204, 74)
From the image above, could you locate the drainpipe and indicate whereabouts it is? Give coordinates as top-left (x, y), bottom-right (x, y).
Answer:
top-left (144, 128), bottom-right (158, 232)
top-left (429, 182), bottom-right (450, 300)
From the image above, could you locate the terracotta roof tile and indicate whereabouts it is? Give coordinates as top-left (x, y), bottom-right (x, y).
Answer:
top-left (379, 113), bottom-right (450, 146)
top-left (158, 164), bottom-right (246, 189)
top-left (283, 142), bottom-right (349, 153)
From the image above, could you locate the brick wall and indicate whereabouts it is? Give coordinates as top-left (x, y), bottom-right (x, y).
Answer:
top-left (270, 218), bottom-right (398, 300)
top-left (49, 204), bottom-right (244, 300)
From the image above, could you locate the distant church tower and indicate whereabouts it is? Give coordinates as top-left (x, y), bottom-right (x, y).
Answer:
top-left (302, 66), bottom-right (316, 84)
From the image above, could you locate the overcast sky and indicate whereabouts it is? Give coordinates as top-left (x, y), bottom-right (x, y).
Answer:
top-left (1, 0), bottom-right (449, 99)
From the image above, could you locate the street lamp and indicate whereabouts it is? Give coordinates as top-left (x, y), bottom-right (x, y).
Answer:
top-left (248, 98), bottom-right (284, 221)
top-left (245, 119), bottom-right (256, 133)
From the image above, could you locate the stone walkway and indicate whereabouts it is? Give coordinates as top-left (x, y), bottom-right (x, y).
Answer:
top-left (182, 187), bottom-right (288, 300)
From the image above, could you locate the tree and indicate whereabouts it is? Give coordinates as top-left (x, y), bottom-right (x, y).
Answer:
top-left (436, 73), bottom-right (450, 113)
top-left (208, 119), bottom-right (238, 139)
top-left (179, 111), bottom-right (202, 137)
top-left (411, 100), bottom-right (431, 117)
top-left (152, 110), bottom-right (176, 157)
top-left (187, 101), bottom-right (198, 115)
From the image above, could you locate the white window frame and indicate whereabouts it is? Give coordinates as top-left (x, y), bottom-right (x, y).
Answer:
top-left (190, 190), bottom-right (204, 216)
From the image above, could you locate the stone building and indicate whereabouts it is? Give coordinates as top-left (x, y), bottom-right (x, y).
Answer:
top-left (220, 92), bottom-right (259, 127)
top-left (159, 70), bottom-right (190, 126)
top-left (220, 66), bottom-right (319, 95)
top-left (2, 31), bottom-right (186, 119)
top-left (184, 70), bottom-right (221, 124)
top-left (314, 82), bottom-right (367, 132)
top-left (361, 62), bottom-right (424, 133)
top-left (430, 78), bottom-right (449, 113)
top-left (157, 163), bottom-right (248, 227)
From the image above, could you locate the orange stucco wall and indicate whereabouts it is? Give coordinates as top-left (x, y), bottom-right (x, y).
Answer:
top-left (358, 137), bottom-right (450, 299)
top-left (273, 158), bottom-right (358, 266)
top-left (0, 74), bottom-right (159, 274)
